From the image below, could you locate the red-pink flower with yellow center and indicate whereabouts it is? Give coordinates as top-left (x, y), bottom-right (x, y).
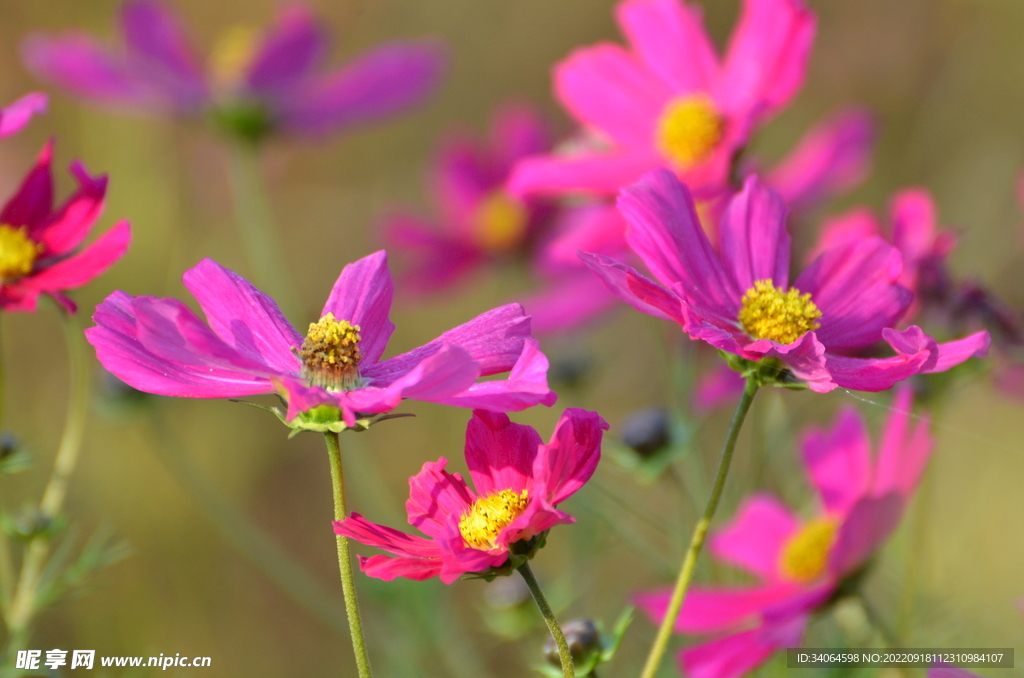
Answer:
top-left (334, 408), bottom-right (607, 583)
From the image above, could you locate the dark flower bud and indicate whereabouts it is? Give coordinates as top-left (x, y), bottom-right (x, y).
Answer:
top-left (548, 353), bottom-right (594, 391)
top-left (0, 433), bottom-right (19, 460)
top-left (619, 407), bottom-right (671, 458)
top-left (544, 619), bottom-right (601, 668)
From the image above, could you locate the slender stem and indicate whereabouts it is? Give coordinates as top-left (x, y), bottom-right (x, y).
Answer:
top-left (323, 432), bottom-right (373, 678)
top-left (224, 139), bottom-right (301, 322)
top-left (517, 561), bottom-right (575, 678)
top-left (638, 377), bottom-right (759, 678)
top-left (4, 308), bottom-right (91, 653)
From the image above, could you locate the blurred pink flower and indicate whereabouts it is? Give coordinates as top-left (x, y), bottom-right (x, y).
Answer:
top-left (0, 141), bottom-right (131, 314)
top-left (930, 667), bottom-right (982, 678)
top-left (23, 1), bottom-right (444, 139)
top-left (86, 251), bottom-right (556, 427)
top-left (384, 104), bottom-right (555, 294)
top-left (581, 169), bottom-right (989, 392)
top-left (0, 93), bottom-right (47, 138)
top-left (507, 0), bottom-right (815, 200)
top-left (637, 386), bottom-right (931, 678)
top-left (334, 408), bottom-right (607, 583)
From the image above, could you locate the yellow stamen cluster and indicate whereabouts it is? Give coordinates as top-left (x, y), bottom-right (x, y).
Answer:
top-left (298, 313), bottom-right (362, 390)
top-left (738, 280), bottom-right (822, 345)
top-left (210, 25), bottom-right (259, 87)
top-left (473, 191), bottom-right (529, 254)
top-left (779, 517), bottom-right (839, 582)
top-left (0, 225), bottom-right (40, 281)
top-left (458, 489), bottom-right (530, 550)
top-left (655, 95), bottom-right (724, 169)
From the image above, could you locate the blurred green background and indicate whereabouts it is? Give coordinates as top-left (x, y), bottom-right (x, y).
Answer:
top-left (0, 0), bottom-right (1022, 675)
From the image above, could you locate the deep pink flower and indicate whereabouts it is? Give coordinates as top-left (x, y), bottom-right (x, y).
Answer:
top-left (582, 169), bottom-right (989, 392)
top-left (0, 93), bottom-right (47, 138)
top-left (507, 0), bottom-right (815, 200)
top-left (23, 1), bottom-right (444, 139)
top-left (383, 104), bottom-right (555, 294)
top-left (636, 386), bottom-right (931, 678)
top-left (334, 408), bottom-right (607, 583)
top-left (86, 251), bottom-right (556, 427)
top-left (0, 141), bottom-right (131, 313)
top-left (521, 107), bottom-right (875, 334)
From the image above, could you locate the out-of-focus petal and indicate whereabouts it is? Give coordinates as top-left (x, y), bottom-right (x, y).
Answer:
top-left (22, 33), bottom-right (147, 107)
top-left (693, 364), bottom-right (745, 414)
top-left (23, 220), bottom-right (131, 294)
top-left (0, 92), bottom-right (47, 138)
top-left (873, 385), bottom-right (933, 500)
top-left (680, 626), bottom-right (784, 678)
top-left (828, 492), bottom-right (903, 577)
top-left (2, 141), bottom-right (54, 234)
top-left (246, 6), bottom-right (328, 96)
top-left (507, 149), bottom-right (662, 198)
top-left (37, 160), bottom-right (107, 256)
top-left (637, 584), bottom-right (801, 635)
top-left (805, 207), bottom-right (879, 264)
top-left (383, 214), bottom-right (482, 295)
top-left (521, 270), bottom-right (621, 335)
top-left (800, 407), bottom-right (872, 515)
top-left (710, 493), bottom-right (799, 581)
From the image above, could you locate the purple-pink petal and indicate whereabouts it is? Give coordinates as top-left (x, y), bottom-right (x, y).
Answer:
top-left (638, 584), bottom-right (800, 635)
top-left (822, 326), bottom-right (938, 392)
top-left (680, 627), bottom-right (782, 678)
top-left (120, 0), bottom-right (207, 110)
top-left (464, 410), bottom-right (542, 498)
top-left (718, 175), bottom-right (790, 293)
top-left (709, 493), bottom-right (799, 581)
top-left (22, 33), bottom-right (148, 107)
top-left (245, 5), bottom-right (328, 97)
top-left (321, 250), bottom-right (395, 365)
top-left (507, 149), bottom-right (662, 198)
top-left (430, 338), bottom-right (557, 411)
top-left (827, 492), bottom-right (904, 577)
top-left (0, 92), bottom-right (47, 138)
top-left (873, 385), bottom-right (933, 500)
top-left (578, 253), bottom-right (685, 325)
top-left (800, 407), bottom-right (872, 515)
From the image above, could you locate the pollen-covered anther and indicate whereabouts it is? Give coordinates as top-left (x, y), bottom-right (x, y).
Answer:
top-left (655, 95), bottom-right (724, 169)
top-left (779, 516), bottom-right (838, 582)
top-left (738, 280), bottom-right (822, 345)
top-left (0, 225), bottom-right (41, 281)
top-left (473, 191), bottom-right (529, 254)
top-left (298, 313), bottom-right (362, 390)
top-left (458, 488), bottom-right (530, 550)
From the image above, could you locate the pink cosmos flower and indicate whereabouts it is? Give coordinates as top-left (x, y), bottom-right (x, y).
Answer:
top-left (636, 386), bottom-right (931, 678)
top-left (334, 408), bottom-right (607, 583)
top-left (930, 668), bottom-right (982, 678)
top-left (0, 93), bottom-right (47, 138)
top-left (23, 1), bottom-right (444, 139)
top-left (383, 104), bottom-right (554, 294)
top-left (521, 107), bottom-right (875, 334)
top-left (86, 251), bottom-right (556, 427)
top-left (581, 169), bottom-right (989, 392)
top-left (0, 141), bottom-right (131, 313)
top-left (507, 0), bottom-right (815, 200)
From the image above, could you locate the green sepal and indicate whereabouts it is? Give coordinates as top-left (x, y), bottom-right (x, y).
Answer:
top-left (210, 101), bottom-right (274, 144)
top-left (460, 531), bottom-right (549, 582)
top-left (718, 351), bottom-right (813, 390)
top-left (0, 449), bottom-right (32, 476)
top-left (229, 399), bottom-right (414, 436)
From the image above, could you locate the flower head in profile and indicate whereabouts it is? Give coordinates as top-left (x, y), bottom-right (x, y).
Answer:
top-left (23, 1), bottom-right (445, 141)
top-left (508, 0), bottom-right (815, 199)
top-left (0, 141), bottom-right (131, 313)
top-left (86, 251), bottom-right (555, 429)
top-left (637, 386), bottom-right (931, 678)
top-left (384, 103), bottom-right (555, 294)
top-left (334, 408), bottom-right (607, 583)
top-left (582, 169), bottom-right (989, 392)
top-left (0, 93), bottom-right (47, 138)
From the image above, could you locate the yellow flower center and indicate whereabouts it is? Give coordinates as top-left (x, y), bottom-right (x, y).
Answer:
top-left (472, 191), bottom-right (529, 254)
top-left (738, 280), bottom-right (822, 345)
top-left (298, 313), bottom-right (362, 390)
top-left (0, 225), bottom-right (40, 281)
top-left (458, 489), bottom-right (530, 550)
top-left (209, 25), bottom-right (260, 88)
top-left (779, 517), bottom-right (839, 583)
top-left (655, 95), bottom-right (724, 169)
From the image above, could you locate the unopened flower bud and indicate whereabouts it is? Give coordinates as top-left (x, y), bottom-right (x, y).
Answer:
top-left (0, 433), bottom-right (19, 460)
top-left (544, 619), bottom-right (600, 668)
top-left (620, 407), bottom-right (670, 458)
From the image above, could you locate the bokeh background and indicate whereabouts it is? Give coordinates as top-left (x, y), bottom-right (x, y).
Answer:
top-left (0, 0), bottom-right (1023, 675)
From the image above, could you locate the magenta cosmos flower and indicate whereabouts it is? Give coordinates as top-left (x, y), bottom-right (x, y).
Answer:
top-left (582, 169), bottom-right (989, 392)
top-left (507, 0), bottom-right (815, 200)
top-left (383, 103), bottom-right (555, 294)
top-left (0, 141), bottom-right (131, 313)
top-left (0, 93), bottom-right (47, 138)
top-left (334, 408), bottom-right (607, 583)
top-left (86, 251), bottom-right (556, 427)
top-left (23, 1), bottom-right (444, 140)
top-left (637, 386), bottom-right (930, 678)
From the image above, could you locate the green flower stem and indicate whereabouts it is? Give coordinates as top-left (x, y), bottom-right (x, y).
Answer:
top-left (5, 309), bottom-right (91, 653)
top-left (323, 432), bottom-right (373, 678)
top-left (224, 139), bottom-right (301, 323)
top-left (638, 376), bottom-right (759, 678)
top-left (518, 561), bottom-right (575, 678)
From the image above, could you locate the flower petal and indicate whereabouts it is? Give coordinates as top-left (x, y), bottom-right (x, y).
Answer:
top-left (615, 0), bottom-right (718, 94)
top-left (2, 141), bottom-right (54, 234)
top-left (86, 291), bottom-right (274, 398)
top-left (383, 214), bottom-right (482, 295)
top-left (823, 325), bottom-right (938, 392)
top-left (507, 149), bottom-right (663, 198)
top-left (37, 160), bottom-right (108, 256)
top-left (794, 237), bottom-right (912, 350)
top-left (182, 258), bottom-right (302, 375)
top-left (534, 408), bottom-right (608, 505)
top-left (278, 40), bottom-right (446, 136)
top-left (873, 385), bottom-right (933, 500)
top-left (429, 337), bottom-right (557, 412)
top-left (800, 407), bottom-right (872, 515)
top-left (553, 42), bottom-right (670, 148)
top-left (357, 554), bottom-right (443, 582)
top-left (710, 493), bottom-right (799, 581)
top-left (321, 250), bottom-right (395, 366)
top-left (22, 33), bottom-right (146, 107)
top-left (464, 410), bottom-right (543, 497)
top-left (334, 513), bottom-right (444, 582)
top-left (245, 6), bottom-right (327, 96)
top-left (637, 583), bottom-right (801, 635)
top-left (923, 330), bottom-right (990, 374)
top-left (828, 492), bottom-right (904, 577)
top-left (521, 270), bottom-right (621, 335)
top-left (578, 253), bottom-right (685, 325)
top-left (718, 175), bottom-right (790, 293)
top-left (805, 207), bottom-right (880, 265)
top-left (0, 92), bottom-right (47, 138)
top-left (693, 364), bottom-right (745, 414)
top-left (23, 219), bottom-right (131, 294)
top-left (680, 627), bottom-right (784, 678)
top-left (405, 458), bottom-right (475, 540)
